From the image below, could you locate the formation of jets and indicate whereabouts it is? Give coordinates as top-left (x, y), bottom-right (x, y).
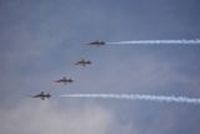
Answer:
top-left (32, 40), bottom-right (105, 100)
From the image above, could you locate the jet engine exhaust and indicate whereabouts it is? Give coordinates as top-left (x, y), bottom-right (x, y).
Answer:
top-left (60, 93), bottom-right (200, 105)
top-left (107, 39), bottom-right (200, 45)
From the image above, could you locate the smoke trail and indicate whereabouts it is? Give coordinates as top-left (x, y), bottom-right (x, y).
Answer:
top-left (60, 94), bottom-right (200, 105)
top-left (107, 39), bottom-right (200, 45)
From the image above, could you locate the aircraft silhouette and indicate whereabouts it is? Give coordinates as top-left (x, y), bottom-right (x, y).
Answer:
top-left (33, 91), bottom-right (51, 100)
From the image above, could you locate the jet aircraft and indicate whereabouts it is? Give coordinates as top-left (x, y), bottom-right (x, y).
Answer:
top-left (74, 59), bottom-right (92, 67)
top-left (54, 77), bottom-right (73, 85)
top-left (33, 91), bottom-right (51, 100)
top-left (87, 40), bottom-right (105, 46)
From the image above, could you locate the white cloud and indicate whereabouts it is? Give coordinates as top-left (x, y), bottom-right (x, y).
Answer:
top-left (0, 100), bottom-right (135, 134)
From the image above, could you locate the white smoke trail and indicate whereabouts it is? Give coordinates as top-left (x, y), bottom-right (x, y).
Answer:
top-left (107, 39), bottom-right (200, 45)
top-left (60, 94), bottom-right (200, 105)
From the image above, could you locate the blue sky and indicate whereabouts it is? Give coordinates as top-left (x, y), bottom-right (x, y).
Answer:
top-left (1, 0), bottom-right (200, 134)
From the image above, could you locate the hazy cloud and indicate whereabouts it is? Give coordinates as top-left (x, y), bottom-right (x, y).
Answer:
top-left (0, 100), bottom-right (135, 134)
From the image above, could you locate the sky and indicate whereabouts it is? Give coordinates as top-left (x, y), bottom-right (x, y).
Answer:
top-left (1, 0), bottom-right (200, 134)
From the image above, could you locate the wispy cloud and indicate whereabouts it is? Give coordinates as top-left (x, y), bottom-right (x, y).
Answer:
top-left (0, 100), bottom-right (134, 134)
